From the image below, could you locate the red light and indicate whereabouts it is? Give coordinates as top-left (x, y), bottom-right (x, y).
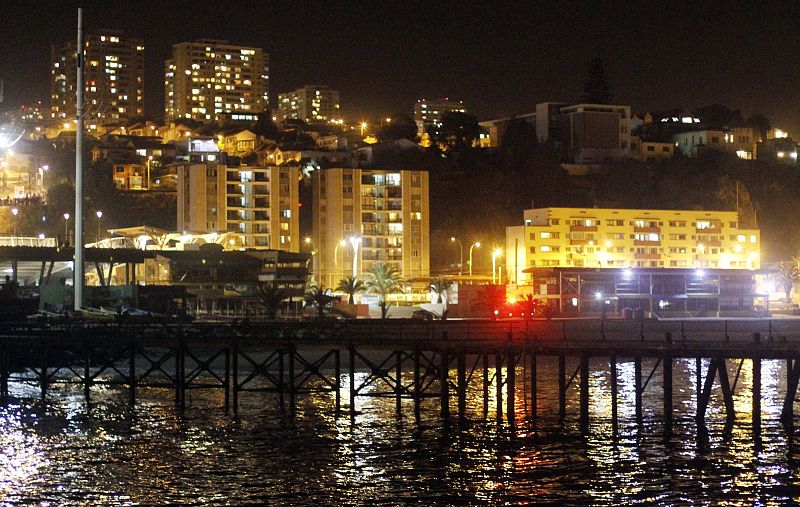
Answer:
top-left (298, 202), bottom-right (303, 207)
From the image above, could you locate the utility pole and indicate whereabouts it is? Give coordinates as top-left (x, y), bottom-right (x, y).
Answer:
top-left (74, 7), bottom-right (84, 310)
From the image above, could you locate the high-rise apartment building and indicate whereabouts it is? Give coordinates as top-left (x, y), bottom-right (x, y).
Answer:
top-left (176, 161), bottom-right (299, 251)
top-left (51, 30), bottom-right (144, 123)
top-left (413, 98), bottom-right (466, 135)
top-left (312, 168), bottom-right (430, 288)
top-left (165, 40), bottom-right (269, 123)
top-left (277, 85), bottom-right (341, 123)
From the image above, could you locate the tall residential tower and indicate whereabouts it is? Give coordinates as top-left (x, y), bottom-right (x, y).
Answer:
top-left (165, 39), bottom-right (269, 123)
top-left (51, 30), bottom-right (144, 123)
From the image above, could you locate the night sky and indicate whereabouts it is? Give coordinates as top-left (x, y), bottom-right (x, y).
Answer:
top-left (2, 1), bottom-right (800, 131)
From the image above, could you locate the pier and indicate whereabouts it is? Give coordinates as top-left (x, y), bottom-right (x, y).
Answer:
top-left (2, 318), bottom-right (800, 434)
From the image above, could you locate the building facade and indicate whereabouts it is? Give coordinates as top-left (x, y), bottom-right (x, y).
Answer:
top-left (506, 207), bottom-right (760, 285)
top-left (312, 168), bottom-right (430, 288)
top-left (176, 162), bottom-right (299, 251)
top-left (413, 98), bottom-right (466, 136)
top-left (673, 127), bottom-right (757, 159)
top-left (51, 30), bottom-right (144, 123)
top-left (277, 85), bottom-right (341, 123)
top-left (165, 40), bottom-right (269, 122)
top-left (505, 207), bottom-right (762, 316)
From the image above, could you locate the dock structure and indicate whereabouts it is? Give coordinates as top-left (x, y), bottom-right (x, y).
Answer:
top-left (2, 318), bottom-right (800, 434)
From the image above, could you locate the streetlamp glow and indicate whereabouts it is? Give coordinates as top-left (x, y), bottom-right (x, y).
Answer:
top-left (349, 236), bottom-right (361, 278)
top-left (450, 237), bottom-right (463, 275)
top-left (469, 241), bottom-right (481, 277)
top-left (360, 121), bottom-right (368, 136)
top-left (492, 248), bottom-right (503, 284)
top-left (63, 213), bottom-right (70, 245)
top-left (96, 210), bottom-right (103, 242)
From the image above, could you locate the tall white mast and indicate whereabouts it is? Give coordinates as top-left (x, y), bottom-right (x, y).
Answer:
top-left (74, 7), bottom-right (84, 310)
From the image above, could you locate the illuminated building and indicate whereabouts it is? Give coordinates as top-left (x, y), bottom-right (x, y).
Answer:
top-left (176, 159), bottom-right (299, 251)
top-left (673, 127), bottom-right (757, 159)
top-left (758, 129), bottom-right (798, 166)
top-left (277, 85), bottom-right (341, 123)
top-left (414, 98), bottom-right (466, 136)
top-left (165, 39), bottom-right (269, 122)
top-left (51, 30), bottom-right (144, 123)
top-left (312, 168), bottom-right (430, 288)
top-left (505, 207), bottom-right (762, 315)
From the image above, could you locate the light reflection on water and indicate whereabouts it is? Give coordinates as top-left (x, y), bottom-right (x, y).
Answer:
top-left (1, 358), bottom-right (800, 504)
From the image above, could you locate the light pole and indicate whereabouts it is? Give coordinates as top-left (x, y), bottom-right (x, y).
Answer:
top-left (449, 237), bottom-right (463, 275)
top-left (360, 121), bottom-right (368, 136)
top-left (334, 239), bottom-right (346, 287)
top-left (350, 236), bottom-right (361, 278)
top-left (492, 248), bottom-right (503, 284)
top-left (304, 236), bottom-right (318, 281)
top-left (63, 213), bottom-right (70, 246)
top-left (96, 210), bottom-right (103, 242)
top-left (468, 241), bottom-right (481, 277)
top-left (11, 207), bottom-right (18, 242)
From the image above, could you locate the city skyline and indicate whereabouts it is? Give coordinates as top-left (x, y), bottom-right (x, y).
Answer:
top-left (2, 2), bottom-right (800, 131)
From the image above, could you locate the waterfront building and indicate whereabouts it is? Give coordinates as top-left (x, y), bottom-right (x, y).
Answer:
top-left (165, 39), bottom-right (269, 122)
top-left (504, 207), bottom-right (761, 315)
top-left (51, 30), bottom-right (144, 123)
top-left (312, 168), bottom-right (430, 288)
top-left (277, 85), bottom-right (341, 123)
top-left (176, 161), bottom-right (299, 251)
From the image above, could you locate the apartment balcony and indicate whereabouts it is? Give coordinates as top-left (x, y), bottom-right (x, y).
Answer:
top-left (696, 226), bottom-right (722, 234)
top-left (570, 225), bottom-right (597, 232)
top-left (570, 239), bottom-right (590, 245)
top-left (634, 253), bottom-right (661, 260)
top-left (633, 226), bottom-right (660, 233)
top-left (634, 240), bottom-right (661, 246)
top-left (701, 240), bottom-right (722, 247)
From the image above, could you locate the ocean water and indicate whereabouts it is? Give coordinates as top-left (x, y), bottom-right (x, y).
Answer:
top-left (1, 356), bottom-right (799, 506)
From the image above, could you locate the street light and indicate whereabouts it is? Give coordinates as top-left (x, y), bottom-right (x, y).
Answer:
top-left (96, 210), bottom-right (103, 242)
top-left (349, 236), bottom-right (361, 278)
top-left (468, 241), bottom-right (481, 277)
top-left (492, 248), bottom-right (503, 284)
top-left (10, 207), bottom-right (18, 241)
top-left (450, 237), bottom-right (463, 275)
top-left (63, 212), bottom-right (70, 246)
top-left (360, 121), bottom-right (368, 136)
top-left (304, 236), bottom-right (318, 279)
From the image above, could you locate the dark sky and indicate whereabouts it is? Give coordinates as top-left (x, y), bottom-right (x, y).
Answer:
top-left (2, 1), bottom-right (800, 131)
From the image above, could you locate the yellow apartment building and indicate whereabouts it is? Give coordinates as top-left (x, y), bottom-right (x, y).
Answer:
top-left (177, 162), bottom-right (299, 250)
top-left (312, 168), bottom-right (430, 288)
top-left (506, 207), bottom-right (760, 286)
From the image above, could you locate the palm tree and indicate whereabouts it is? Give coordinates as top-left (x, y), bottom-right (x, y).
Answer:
top-left (428, 275), bottom-right (454, 304)
top-left (520, 294), bottom-right (543, 319)
top-left (336, 275), bottom-right (364, 305)
top-left (365, 263), bottom-right (406, 319)
top-left (778, 262), bottom-right (799, 303)
top-left (471, 284), bottom-right (507, 318)
top-left (305, 279), bottom-right (335, 320)
top-left (258, 282), bottom-right (286, 319)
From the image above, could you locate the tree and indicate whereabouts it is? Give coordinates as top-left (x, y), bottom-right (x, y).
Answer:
top-left (778, 262), bottom-right (799, 303)
top-left (336, 275), bottom-right (364, 305)
top-left (252, 110), bottom-right (279, 139)
top-left (305, 279), bottom-right (336, 319)
top-left (581, 58), bottom-right (612, 104)
top-left (428, 275), bottom-right (453, 304)
top-left (471, 285), bottom-right (507, 318)
top-left (258, 282), bottom-right (286, 319)
top-left (377, 114), bottom-right (418, 142)
top-left (692, 104), bottom-right (743, 130)
top-left (746, 114), bottom-right (771, 142)
top-left (426, 111), bottom-right (481, 154)
top-left (520, 294), bottom-right (543, 319)
top-left (365, 263), bottom-right (406, 319)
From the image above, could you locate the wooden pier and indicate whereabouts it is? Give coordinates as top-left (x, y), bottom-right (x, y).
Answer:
top-left (2, 318), bottom-right (800, 434)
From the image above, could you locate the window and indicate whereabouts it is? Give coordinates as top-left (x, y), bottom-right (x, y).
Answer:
top-left (647, 145), bottom-right (655, 152)
top-left (550, 219), bottom-right (559, 225)
top-left (730, 222), bottom-right (738, 228)
top-left (606, 219), bottom-right (624, 226)
top-left (540, 231), bottom-right (559, 239)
